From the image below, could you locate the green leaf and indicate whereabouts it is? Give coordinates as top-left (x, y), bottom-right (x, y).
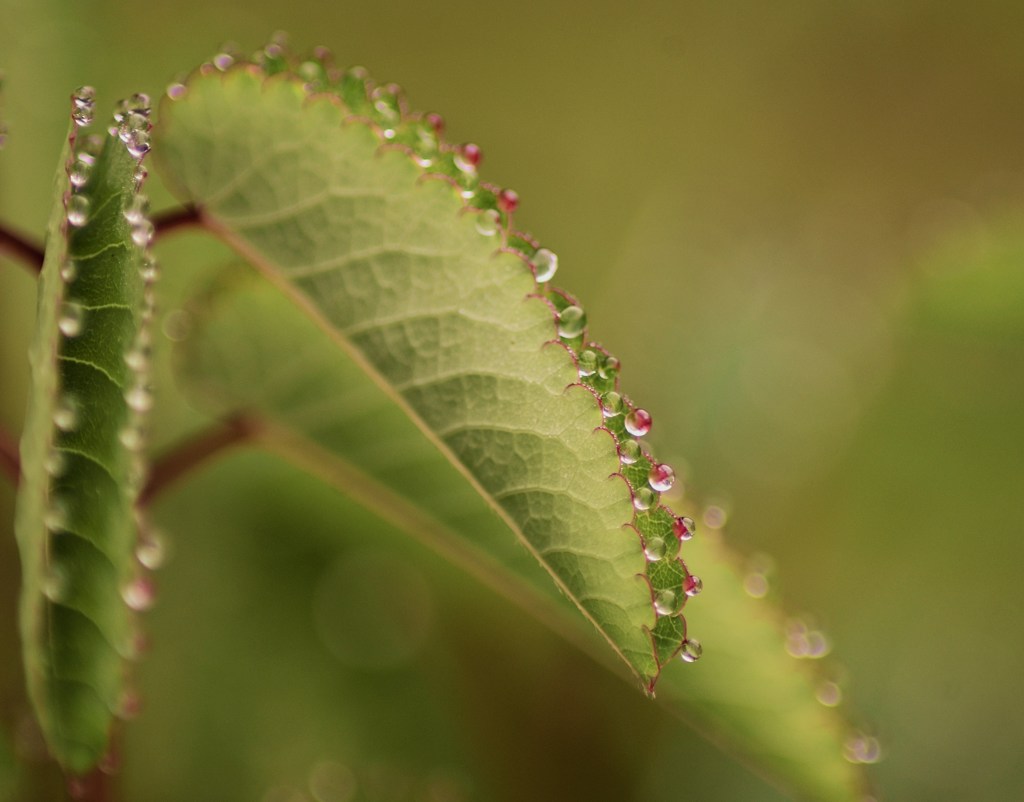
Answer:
top-left (177, 265), bottom-right (870, 801)
top-left (14, 95), bottom-right (155, 773)
top-left (155, 60), bottom-right (699, 687)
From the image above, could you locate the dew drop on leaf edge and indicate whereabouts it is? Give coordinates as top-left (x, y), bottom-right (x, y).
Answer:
top-left (625, 407), bottom-right (652, 437)
top-left (654, 589), bottom-right (677, 616)
top-left (673, 516), bottom-right (695, 541)
top-left (66, 194), bottom-right (90, 227)
top-left (619, 438), bottom-right (641, 465)
top-left (533, 248), bottom-right (558, 283)
top-left (680, 638), bottom-right (703, 663)
top-left (58, 301), bottom-right (85, 337)
top-left (557, 305), bottom-right (587, 339)
top-left (644, 536), bottom-right (666, 562)
top-left (648, 462), bottom-right (675, 492)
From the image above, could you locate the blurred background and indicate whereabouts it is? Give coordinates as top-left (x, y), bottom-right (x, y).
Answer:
top-left (1, 0), bottom-right (1023, 799)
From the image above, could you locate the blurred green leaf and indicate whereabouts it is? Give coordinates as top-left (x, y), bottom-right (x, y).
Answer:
top-left (177, 263), bottom-right (868, 801)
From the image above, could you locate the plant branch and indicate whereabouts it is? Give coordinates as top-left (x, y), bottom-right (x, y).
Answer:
top-left (152, 204), bottom-right (202, 240)
top-left (0, 423), bottom-right (19, 487)
top-left (140, 412), bottom-right (261, 505)
top-left (66, 767), bottom-right (113, 802)
top-left (0, 221), bottom-right (44, 274)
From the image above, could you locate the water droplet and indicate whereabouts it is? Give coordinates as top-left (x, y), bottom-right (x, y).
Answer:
top-left (44, 498), bottom-right (69, 532)
top-left (53, 394), bottom-right (80, 431)
top-left (123, 344), bottom-right (149, 372)
top-left (784, 620), bottom-right (829, 659)
top-left (117, 110), bottom-right (147, 139)
top-left (644, 536), bottom-right (666, 561)
top-left (557, 305), bottom-right (587, 338)
top-left (683, 574), bottom-right (703, 597)
top-left (43, 566), bottom-right (68, 602)
top-left (66, 194), bottom-right (90, 227)
top-left (133, 165), bottom-right (148, 192)
top-left (131, 219), bottom-right (154, 247)
top-left (136, 530), bottom-right (166, 570)
top-left (308, 760), bottom-right (357, 802)
top-left (126, 93), bottom-right (151, 115)
top-left (533, 248), bottom-right (558, 283)
top-left (125, 384), bottom-right (153, 413)
top-left (71, 86), bottom-right (95, 127)
top-left (843, 734), bottom-right (881, 764)
top-left (58, 301), bottom-right (85, 337)
top-left (625, 408), bottom-right (652, 437)
top-left (633, 487), bottom-right (657, 511)
top-left (60, 260), bottom-right (78, 284)
top-left (162, 309), bottom-right (192, 342)
top-left (598, 355), bottom-right (620, 380)
top-left (601, 391), bottom-right (623, 417)
top-left (213, 52), bottom-right (234, 71)
top-left (743, 571), bottom-right (769, 598)
top-left (69, 154), bottom-right (94, 188)
top-left (654, 589), bottom-right (677, 616)
top-left (806, 629), bottom-right (830, 658)
top-left (125, 128), bottom-right (151, 159)
top-left (121, 577), bottom-right (155, 611)
top-left (619, 438), bottom-right (641, 465)
top-left (425, 112), bottom-right (445, 135)
top-left (816, 680), bottom-right (842, 707)
top-left (138, 255), bottom-right (159, 283)
top-left (475, 208), bottom-right (500, 237)
top-left (124, 194), bottom-right (149, 225)
top-left (673, 516), bottom-right (695, 541)
top-left (44, 448), bottom-right (67, 477)
top-left (577, 348), bottom-right (598, 376)
top-left (703, 504), bottom-right (728, 529)
top-left (497, 188), bottom-right (519, 214)
top-left (454, 143), bottom-right (482, 173)
top-left (119, 424), bottom-right (144, 451)
top-left (648, 463), bottom-right (675, 492)
top-left (117, 690), bottom-right (142, 720)
top-left (371, 83), bottom-right (403, 125)
top-left (298, 60), bottom-right (325, 86)
top-left (166, 82), bottom-right (187, 100)
top-left (680, 638), bottom-right (703, 663)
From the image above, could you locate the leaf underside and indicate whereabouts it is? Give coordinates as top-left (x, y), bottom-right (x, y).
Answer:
top-left (14, 104), bottom-right (154, 772)
top-left (157, 49), bottom-right (869, 800)
top-left (155, 61), bottom-right (701, 687)
top-left (180, 264), bottom-right (868, 801)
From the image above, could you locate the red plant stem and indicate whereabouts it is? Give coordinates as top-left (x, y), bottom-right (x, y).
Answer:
top-left (151, 204), bottom-right (202, 240)
top-left (140, 412), bottom-right (261, 506)
top-left (0, 221), bottom-right (44, 274)
top-left (0, 423), bottom-right (19, 486)
top-left (67, 767), bottom-right (113, 802)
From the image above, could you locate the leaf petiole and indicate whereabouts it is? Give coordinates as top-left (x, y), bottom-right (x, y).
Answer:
top-left (0, 423), bottom-right (19, 485)
top-left (0, 220), bottom-right (44, 273)
top-left (140, 411), bottom-right (262, 505)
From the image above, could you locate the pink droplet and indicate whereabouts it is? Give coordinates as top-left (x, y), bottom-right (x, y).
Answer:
top-left (625, 408), bottom-right (652, 437)
top-left (673, 516), bottom-right (695, 541)
top-left (118, 690), bottom-right (143, 720)
top-left (648, 463), bottom-right (675, 492)
top-left (497, 188), bottom-right (519, 214)
top-left (425, 112), bottom-right (445, 135)
top-left (684, 574), bottom-right (703, 597)
top-left (460, 142), bottom-right (482, 168)
top-left (121, 577), bottom-right (156, 611)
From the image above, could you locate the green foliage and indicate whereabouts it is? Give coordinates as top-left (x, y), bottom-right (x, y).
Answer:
top-left (14, 104), bottom-right (155, 772)
top-left (181, 265), bottom-right (866, 800)
top-left (2, 41), bottom-right (873, 802)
